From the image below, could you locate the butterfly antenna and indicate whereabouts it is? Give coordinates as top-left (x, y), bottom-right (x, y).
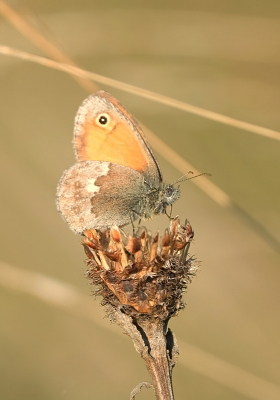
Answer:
top-left (172, 171), bottom-right (194, 185)
top-left (174, 172), bottom-right (211, 185)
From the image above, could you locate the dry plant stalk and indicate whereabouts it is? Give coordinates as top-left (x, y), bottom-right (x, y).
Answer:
top-left (83, 218), bottom-right (198, 400)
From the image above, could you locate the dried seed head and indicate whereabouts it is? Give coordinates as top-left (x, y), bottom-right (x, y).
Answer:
top-left (85, 218), bottom-right (198, 320)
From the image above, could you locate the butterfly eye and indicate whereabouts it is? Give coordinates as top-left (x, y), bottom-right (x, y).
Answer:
top-left (165, 186), bottom-right (174, 198)
top-left (164, 185), bottom-right (180, 205)
top-left (96, 113), bottom-right (110, 127)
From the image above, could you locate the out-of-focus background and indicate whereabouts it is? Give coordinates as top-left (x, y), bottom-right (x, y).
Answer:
top-left (0, 1), bottom-right (280, 399)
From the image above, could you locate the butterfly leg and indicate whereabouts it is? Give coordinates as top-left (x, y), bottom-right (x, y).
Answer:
top-left (129, 211), bottom-right (136, 234)
top-left (165, 205), bottom-right (173, 220)
top-left (169, 204), bottom-right (173, 218)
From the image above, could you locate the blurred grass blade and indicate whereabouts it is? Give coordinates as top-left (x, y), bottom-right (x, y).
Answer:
top-left (1, 260), bottom-right (280, 400)
top-left (0, 43), bottom-right (279, 142)
top-left (0, 0), bottom-right (97, 92)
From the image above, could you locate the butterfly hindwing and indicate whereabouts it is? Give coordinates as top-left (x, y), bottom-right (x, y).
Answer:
top-left (56, 160), bottom-right (149, 233)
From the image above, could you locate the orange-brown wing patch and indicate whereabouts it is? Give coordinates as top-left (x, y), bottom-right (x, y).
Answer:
top-left (75, 114), bottom-right (149, 172)
top-left (100, 92), bottom-right (136, 122)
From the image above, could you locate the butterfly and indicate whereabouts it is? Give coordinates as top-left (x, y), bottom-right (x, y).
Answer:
top-left (56, 91), bottom-right (181, 234)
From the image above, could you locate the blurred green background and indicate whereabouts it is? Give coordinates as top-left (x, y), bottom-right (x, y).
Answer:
top-left (0, 1), bottom-right (280, 399)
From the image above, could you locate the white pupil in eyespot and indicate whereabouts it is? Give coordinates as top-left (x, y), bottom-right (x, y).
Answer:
top-left (98, 115), bottom-right (108, 125)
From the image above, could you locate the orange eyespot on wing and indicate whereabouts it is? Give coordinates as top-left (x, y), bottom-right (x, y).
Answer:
top-left (75, 114), bottom-right (149, 173)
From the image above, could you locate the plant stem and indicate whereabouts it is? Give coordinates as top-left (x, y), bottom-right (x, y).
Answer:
top-left (137, 319), bottom-right (175, 400)
top-left (111, 308), bottom-right (178, 400)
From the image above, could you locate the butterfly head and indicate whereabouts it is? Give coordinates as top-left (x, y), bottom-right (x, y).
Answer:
top-left (149, 183), bottom-right (180, 216)
top-left (163, 184), bottom-right (181, 206)
top-left (149, 171), bottom-right (211, 218)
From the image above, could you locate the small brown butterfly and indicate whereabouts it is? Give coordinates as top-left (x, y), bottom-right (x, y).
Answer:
top-left (56, 91), bottom-right (182, 234)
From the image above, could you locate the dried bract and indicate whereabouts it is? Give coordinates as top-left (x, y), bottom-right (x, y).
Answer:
top-left (84, 218), bottom-right (198, 320)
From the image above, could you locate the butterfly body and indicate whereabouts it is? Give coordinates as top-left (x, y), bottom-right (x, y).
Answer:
top-left (56, 91), bottom-right (180, 234)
